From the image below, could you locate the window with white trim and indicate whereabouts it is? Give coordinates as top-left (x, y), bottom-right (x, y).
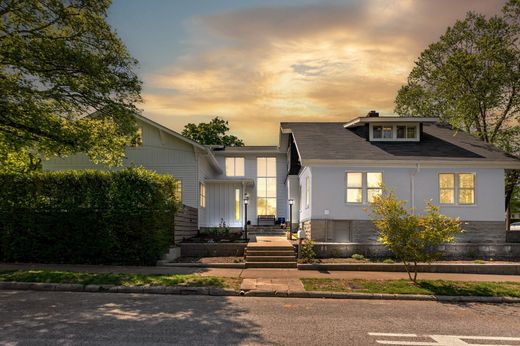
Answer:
top-left (371, 124), bottom-right (419, 141)
top-left (439, 173), bottom-right (475, 205)
top-left (225, 157), bottom-right (245, 176)
top-left (257, 157), bottom-right (277, 216)
top-left (199, 182), bottom-right (206, 208)
top-left (346, 172), bottom-right (383, 203)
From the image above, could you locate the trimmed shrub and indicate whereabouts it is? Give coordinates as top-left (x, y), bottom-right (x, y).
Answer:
top-left (299, 239), bottom-right (317, 263)
top-left (351, 253), bottom-right (365, 260)
top-left (0, 168), bottom-right (179, 265)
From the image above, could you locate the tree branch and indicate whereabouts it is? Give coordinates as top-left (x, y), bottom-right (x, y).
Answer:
top-left (490, 86), bottom-right (517, 143)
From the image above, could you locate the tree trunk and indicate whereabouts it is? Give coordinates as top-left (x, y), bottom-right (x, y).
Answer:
top-left (505, 170), bottom-right (520, 230)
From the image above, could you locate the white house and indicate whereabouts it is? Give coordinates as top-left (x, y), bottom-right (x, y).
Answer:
top-left (44, 111), bottom-right (520, 244)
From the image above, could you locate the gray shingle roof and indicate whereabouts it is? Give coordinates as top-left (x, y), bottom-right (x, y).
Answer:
top-left (281, 122), bottom-right (519, 163)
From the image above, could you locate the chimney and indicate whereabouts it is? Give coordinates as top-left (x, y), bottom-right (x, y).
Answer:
top-left (367, 110), bottom-right (379, 117)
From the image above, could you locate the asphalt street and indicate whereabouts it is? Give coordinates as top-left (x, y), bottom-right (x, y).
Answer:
top-left (0, 290), bottom-right (519, 345)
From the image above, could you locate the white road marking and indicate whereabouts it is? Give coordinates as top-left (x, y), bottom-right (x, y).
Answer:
top-left (369, 333), bottom-right (520, 346)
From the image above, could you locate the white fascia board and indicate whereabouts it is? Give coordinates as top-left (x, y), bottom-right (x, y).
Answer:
top-left (302, 159), bottom-right (520, 169)
top-left (343, 117), bottom-right (438, 128)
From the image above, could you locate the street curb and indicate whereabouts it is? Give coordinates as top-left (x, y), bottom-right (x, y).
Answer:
top-left (1, 282), bottom-right (519, 303)
top-left (297, 263), bottom-right (520, 275)
top-left (0, 282), bottom-right (239, 296)
top-left (156, 262), bottom-right (245, 269)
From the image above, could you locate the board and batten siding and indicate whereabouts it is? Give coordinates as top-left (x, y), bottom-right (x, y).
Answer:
top-left (203, 182), bottom-right (243, 228)
top-left (308, 166), bottom-right (504, 222)
top-left (43, 119), bottom-right (201, 208)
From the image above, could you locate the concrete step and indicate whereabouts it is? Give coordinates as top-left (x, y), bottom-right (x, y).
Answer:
top-left (246, 256), bottom-right (296, 262)
top-left (246, 246), bottom-right (294, 251)
top-left (248, 232), bottom-right (286, 236)
top-left (245, 250), bottom-right (296, 256)
top-left (246, 262), bottom-right (297, 268)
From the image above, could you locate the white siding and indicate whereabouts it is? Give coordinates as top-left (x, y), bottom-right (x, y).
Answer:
top-left (43, 119), bottom-right (201, 208)
top-left (203, 182), bottom-right (243, 228)
top-left (308, 166), bottom-right (504, 222)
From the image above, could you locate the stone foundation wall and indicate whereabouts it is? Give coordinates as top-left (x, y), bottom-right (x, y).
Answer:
top-left (506, 231), bottom-right (520, 243)
top-left (304, 219), bottom-right (507, 244)
top-left (313, 243), bottom-right (520, 260)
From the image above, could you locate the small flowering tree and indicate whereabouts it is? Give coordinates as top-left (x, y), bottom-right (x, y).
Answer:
top-left (369, 190), bottom-right (462, 282)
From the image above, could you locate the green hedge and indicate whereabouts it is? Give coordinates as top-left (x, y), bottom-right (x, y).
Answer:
top-left (0, 168), bottom-right (178, 265)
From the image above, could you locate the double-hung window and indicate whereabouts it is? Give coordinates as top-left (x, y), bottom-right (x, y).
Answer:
top-left (225, 157), bottom-right (245, 176)
top-left (346, 172), bottom-right (382, 203)
top-left (439, 173), bottom-right (475, 205)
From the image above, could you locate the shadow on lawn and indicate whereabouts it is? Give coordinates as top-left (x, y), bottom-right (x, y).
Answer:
top-left (0, 290), bottom-right (266, 345)
top-left (417, 280), bottom-right (520, 297)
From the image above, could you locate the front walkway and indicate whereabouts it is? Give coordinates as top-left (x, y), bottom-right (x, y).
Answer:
top-left (246, 236), bottom-right (292, 248)
top-left (1, 263), bottom-right (520, 282)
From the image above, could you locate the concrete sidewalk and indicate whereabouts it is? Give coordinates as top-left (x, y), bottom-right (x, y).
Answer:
top-left (1, 263), bottom-right (520, 282)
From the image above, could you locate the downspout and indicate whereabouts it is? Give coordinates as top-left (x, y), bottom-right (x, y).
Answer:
top-left (411, 163), bottom-right (421, 214)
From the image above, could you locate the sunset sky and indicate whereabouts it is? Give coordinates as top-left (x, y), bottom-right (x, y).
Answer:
top-left (108, 0), bottom-right (504, 145)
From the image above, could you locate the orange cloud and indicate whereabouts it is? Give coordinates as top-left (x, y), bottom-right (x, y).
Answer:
top-left (141, 0), bottom-right (504, 145)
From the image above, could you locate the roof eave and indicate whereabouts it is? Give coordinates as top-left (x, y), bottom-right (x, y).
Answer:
top-left (302, 159), bottom-right (520, 169)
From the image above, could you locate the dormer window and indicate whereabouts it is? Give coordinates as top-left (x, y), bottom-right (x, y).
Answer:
top-left (370, 123), bottom-right (419, 141)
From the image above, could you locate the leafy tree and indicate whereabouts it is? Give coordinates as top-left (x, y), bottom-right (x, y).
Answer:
top-left (394, 0), bottom-right (520, 226)
top-left (0, 0), bottom-right (142, 171)
top-left (182, 117), bottom-right (244, 146)
top-left (370, 191), bottom-right (462, 282)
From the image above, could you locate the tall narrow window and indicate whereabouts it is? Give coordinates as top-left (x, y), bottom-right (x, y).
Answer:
top-left (367, 172), bottom-right (383, 203)
top-left (458, 173), bottom-right (475, 205)
top-left (235, 189), bottom-right (240, 221)
top-left (439, 173), bottom-right (475, 205)
top-left (225, 157), bottom-right (245, 176)
top-left (346, 172), bottom-right (363, 203)
top-left (257, 157), bottom-right (277, 216)
top-left (346, 172), bottom-right (383, 203)
top-left (306, 176), bottom-right (310, 208)
top-left (175, 180), bottom-right (182, 203)
top-left (373, 126), bottom-right (383, 139)
top-left (439, 174), bottom-right (455, 204)
top-left (199, 182), bottom-right (206, 208)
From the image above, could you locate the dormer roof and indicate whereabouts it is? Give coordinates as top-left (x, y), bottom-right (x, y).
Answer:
top-left (343, 115), bottom-right (438, 128)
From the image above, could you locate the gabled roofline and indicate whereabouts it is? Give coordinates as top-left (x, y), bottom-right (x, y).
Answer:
top-left (343, 116), bottom-right (438, 128)
top-left (134, 113), bottom-right (222, 174)
top-left (302, 159), bottom-right (520, 169)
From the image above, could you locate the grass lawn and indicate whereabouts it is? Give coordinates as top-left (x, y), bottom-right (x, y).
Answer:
top-left (0, 270), bottom-right (242, 290)
top-left (301, 278), bottom-right (520, 297)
